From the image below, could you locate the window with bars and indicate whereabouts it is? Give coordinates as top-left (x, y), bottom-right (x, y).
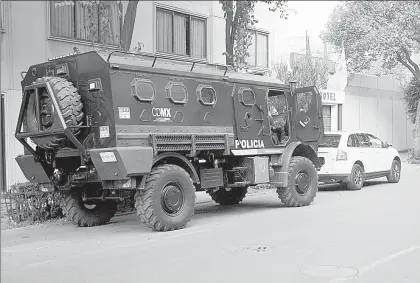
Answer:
top-left (49, 1), bottom-right (122, 46)
top-left (246, 29), bottom-right (269, 68)
top-left (322, 105), bottom-right (331, 132)
top-left (156, 8), bottom-right (207, 59)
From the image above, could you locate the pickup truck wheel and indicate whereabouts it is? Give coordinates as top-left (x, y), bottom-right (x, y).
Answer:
top-left (135, 165), bottom-right (195, 232)
top-left (345, 164), bottom-right (364, 190)
top-left (387, 159), bottom-right (401, 183)
top-left (277, 156), bottom-right (318, 207)
top-left (207, 187), bottom-right (247, 205)
top-left (60, 191), bottom-right (117, 227)
top-left (25, 76), bottom-right (84, 150)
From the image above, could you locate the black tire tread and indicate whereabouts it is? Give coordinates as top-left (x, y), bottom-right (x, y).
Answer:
top-left (60, 192), bottom-right (117, 227)
top-left (134, 165), bottom-right (195, 232)
top-left (276, 156), bottom-right (317, 207)
top-left (387, 159), bottom-right (401, 183)
top-left (207, 187), bottom-right (247, 205)
top-left (31, 77), bottom-right (84, 149)
top-left (345, 164), bottom-right (364, 191)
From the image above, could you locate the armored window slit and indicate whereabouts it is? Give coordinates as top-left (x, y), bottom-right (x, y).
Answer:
top-left (166, 82), bottom-right (188, 105)
top-left (197, 85), bottom-right (217, 106)
top-left (131, 78), bottom-right (156, 103)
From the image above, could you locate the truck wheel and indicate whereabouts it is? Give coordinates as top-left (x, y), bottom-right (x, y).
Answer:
top-left (135, 165), bottom-right (195, 232)
top-left (25, 76), bottom-right (84, 150)
top-left (60, 191), bottom-right (117, 227)
top-left (387, 159), bottom-right (401, 183)
top-left (277, 156), bottom-right (317, 207)
top-left (345, 164), bottom-right (364, 190)
top-left (207, 187), bottom-right (247, 205)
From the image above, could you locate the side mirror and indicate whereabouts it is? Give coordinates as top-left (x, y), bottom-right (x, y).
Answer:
top-left (384, 141), bottom-right (392, 148)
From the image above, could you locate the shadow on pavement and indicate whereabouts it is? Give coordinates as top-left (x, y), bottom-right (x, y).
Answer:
top-left (318, 179), bottom-right (389, 192)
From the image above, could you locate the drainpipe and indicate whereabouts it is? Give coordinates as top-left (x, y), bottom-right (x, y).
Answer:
top-left (0, 1), bottom-right (5, 192)
top-left (0, 93), bottom-right (5, 192)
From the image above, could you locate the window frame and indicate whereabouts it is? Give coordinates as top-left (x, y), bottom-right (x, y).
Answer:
top-left (166, 82), bottom-right (188, 105)
top-left (131, 78), bottom-right (156, 103)
top-left (347, 134), bottom-right (359, 148)
top-left (366, 133), bottom-right (384, 148)
top-left (246, 28), bottom-right (269, 69)
top-left (48, 0), bottom-right (123, 47)
top-left (1, 0), bottom-right (6, 33)
top-left (155, 6), bottom-right (208, 60)
top-left (267, 89), bottom-right (291, 146)
top-left (197, 84), bottom-right (217, 107)
top-left (239, 87), bottom-right (256, 107)
top-left (355, 133), bottom-right (371, 148)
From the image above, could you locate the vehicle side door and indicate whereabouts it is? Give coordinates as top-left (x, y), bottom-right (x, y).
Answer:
top-left (292, 86), bottom-right (324, 143)
top-left (366, 133), bottom-right (390, 171)
top-left (232, 84), bottom-right (271, 150)
top-left (345, 134), bottom-right (363, 166)
top-left (354, 133), bottom-right (376, 173)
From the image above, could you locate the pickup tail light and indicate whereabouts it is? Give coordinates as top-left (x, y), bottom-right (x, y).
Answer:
top-left (336, 149), bottom-right (347, 161)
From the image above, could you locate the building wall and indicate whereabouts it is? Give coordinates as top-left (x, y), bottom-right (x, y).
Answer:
top-left (0, 1), bottom-right (227, 190)
top-left (342, 74), bottom-right (414, 151)
top-left (1, 1), bottom-right (414, 190)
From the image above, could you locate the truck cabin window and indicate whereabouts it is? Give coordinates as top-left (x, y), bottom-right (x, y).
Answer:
top-left (267, 90), bottom-right (289, 146)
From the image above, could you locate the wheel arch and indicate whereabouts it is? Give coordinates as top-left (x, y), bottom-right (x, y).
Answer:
top-left (354, 160), bottom-right (364, 170)
top-left (138, 152), bottom-right (200, 190)
top-left (393, 156), bottom-right (401, 163)
top-left (282, 142), bottom-right (322, 170)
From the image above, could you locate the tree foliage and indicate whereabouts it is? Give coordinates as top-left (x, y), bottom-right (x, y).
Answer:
top-left (322, 1), bottom-right (420, 158)
top-left (402, 77), bottom-right (420, 124)
top-left (274, 56), bottom-right (329, 89)
top-left (55, 0), bottom-right (139, 51)
top-left (321, 1), bottom-right (420, 82)
top-left (220, 0), bottom-right (290, 69)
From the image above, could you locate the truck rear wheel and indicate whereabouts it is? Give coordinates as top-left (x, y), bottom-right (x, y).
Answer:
top-left (277, 156), bottom-right (317, 207)
top-left (135, 165), bottom-right (195, 232)
top-left (25, 76), bottom-right (84, 150)
top-left (207, 187), bottom-right (247, 205)
top-left (60, 191), bottom-right (118, 227)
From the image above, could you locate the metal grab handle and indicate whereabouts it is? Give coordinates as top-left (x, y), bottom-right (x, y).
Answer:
top-left (106, 50), bottom-right (233, 75)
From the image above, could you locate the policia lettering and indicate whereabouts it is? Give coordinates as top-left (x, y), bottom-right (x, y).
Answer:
top-left (235, 139), bottom-right (265, 149)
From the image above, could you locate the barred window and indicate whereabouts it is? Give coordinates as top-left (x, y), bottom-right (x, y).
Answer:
top-left (197, 85), bottom-right (216, 106)
top-left (239, 88), bottom-right (256, 107)
top-left (166, 82), bottom-right (188, 104)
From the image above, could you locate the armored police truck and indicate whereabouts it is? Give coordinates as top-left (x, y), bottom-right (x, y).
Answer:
top-left (15, 50), bottom-right (324, 232)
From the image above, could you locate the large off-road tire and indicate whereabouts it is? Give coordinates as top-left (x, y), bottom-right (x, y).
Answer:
top-left (60, 191), bottom-right (118, 227)
top-left (25, 76), bottom-right (84, 150)
top-left (207, 187), bottom-right (247, 205)
top-left (135, 165), bottom-right (196, 232)
top-left (345, 163), bottom-right (364, 190)
top-left (277, 156), bottom-right (318, 207)
top-left (387, 159), bottom-right (401, 183)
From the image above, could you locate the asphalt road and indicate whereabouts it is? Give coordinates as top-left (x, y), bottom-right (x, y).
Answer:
top-left (2, 162), bottom-right (420, 283)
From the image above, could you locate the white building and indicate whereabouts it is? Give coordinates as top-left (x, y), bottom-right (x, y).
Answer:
top-left (0, 0), bottom-right (414, 190)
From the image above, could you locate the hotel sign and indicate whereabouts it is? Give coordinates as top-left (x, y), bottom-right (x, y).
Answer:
top-left (319, 89), bottom-right (345, 104)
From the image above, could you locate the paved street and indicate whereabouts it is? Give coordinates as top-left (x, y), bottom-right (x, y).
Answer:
top-left (2, 161), bottom-right (420, 283)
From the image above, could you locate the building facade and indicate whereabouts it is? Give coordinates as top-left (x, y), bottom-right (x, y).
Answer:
top-left (0, 1), bottom-right (414, 190)
top-left (0, 0), bottom-right (273, 190)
